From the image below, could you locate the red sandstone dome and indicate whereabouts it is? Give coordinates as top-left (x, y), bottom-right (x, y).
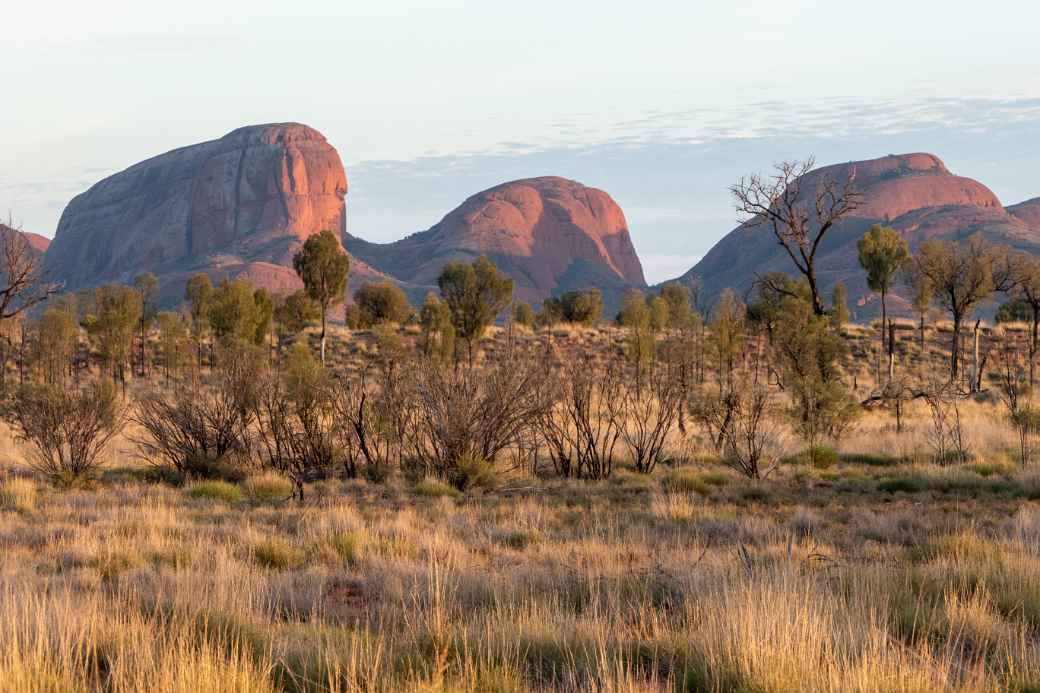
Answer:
top-left (42, 123), bottom-right (349, 301)
top-left (345, 176), bottom-right (646, 304)
top-left (675, 153), bottom-right (1040, 319)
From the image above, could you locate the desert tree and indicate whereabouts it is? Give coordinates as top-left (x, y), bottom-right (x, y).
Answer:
top-left (512, 301), bottom-right (535, 328)
top-left (649, 294), bottom-right (670, 332)
top-left (543, 288), bottom-right (603, 326)
top-left (617, 289), bottom-right (655, 372)
top-left (993, 327), bottom-right (1039, 466)
top-left (35, 306), bottom-right (78, 385)
top-left (133, 272), bottom-right (158, 377)
top-left (659, 282), bottom-right (695, 331)
top-left (857, 224), bottom-right (909, 381)
top-left (708, 289), bottom-right (746, 392)
top-left (437, 256), bottom-right (513, 366)
top-left (0, 225), bottom-right (59, 387)
top-left (5, 378), bottom-right (125, 487)
top-left (82, 284), bottom-right (142, 391)
top-left (185, 274), bottom-right (214, 368)
top-left (1000, 251), bottom-right (1040, 387)
top-left (418, 292), bottom-right (455, 365)
top-left (207, 279), bottom-right (270, 347)
top-left (351, 281), bottom-right (412, 328)
top-left (615, 364), bottom-right (683, 474)
top-left (274, 290), bottom-right (320, 343)
top-left (721, 379), bottom-right (783, 480)
top-left (903, 263), bottom-right (934, 354)
top-left (155, 311), bottom-right (191, 383)
top-left (908, 234), bottom-right (995, 381)
top-left (772, 294), bottom-right (858, 461)
top-left (731, 157), bottom-right (861, 316)
top-left (293, 229), bottom-right (350, 366)
top-left (830, 281), bottom-right (850, 330)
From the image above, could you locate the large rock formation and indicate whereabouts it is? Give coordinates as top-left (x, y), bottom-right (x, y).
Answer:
top-left (345, 176), bottom-right (646, 305)
top-left (675, 154), bottom-right (1040, 319)
top-left (43, 123), bottom-right (348, 302)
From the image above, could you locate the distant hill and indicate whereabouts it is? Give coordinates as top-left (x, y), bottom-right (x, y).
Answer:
top-left (672, 153), bottom-right (1040, 319)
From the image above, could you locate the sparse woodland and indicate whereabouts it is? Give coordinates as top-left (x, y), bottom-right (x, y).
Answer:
top-left (7, 164), bottom-right (1040, 691)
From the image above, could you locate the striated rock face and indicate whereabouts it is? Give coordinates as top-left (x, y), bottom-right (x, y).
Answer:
top-left (346, 176), bottom-right (646, 305)
top-left (1009, 197), bottom-right (1040, 230)
top-left (43, 123), bottom-right (348, 301)
top-left (675, 153), bottom-right (1040, 319)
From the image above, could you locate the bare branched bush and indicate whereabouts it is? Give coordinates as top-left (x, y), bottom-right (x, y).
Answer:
top-left (545, 361), bottom-right (625, 480)
top-left (614, 365), bottom-right (682, 474)
top-left (994, 328), bottom-right (1039, 466)
top-left (920, 376), bottom-right (971, 465)
top-left (5, 378), bottom-right (125, 486)
top-left (132, 344), bottom-right (261, 480)
top-left (335, 362), bottom-right (416, 481)
top-left (409, 354), bottom-right (552, 488)
top-left (253, 346), bottom-right (340, 499)
top-left (722, 380), bottom-right (784, 479)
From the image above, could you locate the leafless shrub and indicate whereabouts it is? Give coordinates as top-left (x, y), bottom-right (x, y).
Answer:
top-left (920, 377), bottom-right (971, 465)
top-left (4, 378), bottom-right (126, 486)
top-left (409, 354), bottom-right (553, 488)
top-left (132, 344), bottom-right (261, 480)
top-left (722, 380), bottom-right (784, 479)
top-left (253, 347), bottom-right (340, 499)
top-left (614, 365), bottom-right (683, 474)
top-left (335, 362), bottom-right (416, 480)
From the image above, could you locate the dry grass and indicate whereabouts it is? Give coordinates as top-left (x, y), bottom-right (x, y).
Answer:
top-left (2, 324), bottom-right (1039, 690)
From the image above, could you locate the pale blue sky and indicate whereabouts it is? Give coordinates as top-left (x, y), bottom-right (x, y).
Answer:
top-left (4, 1), bottom-right (1040, 281)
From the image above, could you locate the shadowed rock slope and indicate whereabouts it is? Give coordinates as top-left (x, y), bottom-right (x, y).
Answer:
top-left (675, 153), bottom-right (1040, 319)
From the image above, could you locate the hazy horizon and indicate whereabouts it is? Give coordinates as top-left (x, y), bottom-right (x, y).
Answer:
top-left (5, 0), bottom-right (1040, 283)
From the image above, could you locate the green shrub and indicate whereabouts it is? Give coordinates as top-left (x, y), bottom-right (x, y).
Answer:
top-left (415, 478), bottom-right (462, 498)
top-left (0, 477), bottom-right (37, 513)
top-left (935, 449), bottom-right (973, 466)
top-left (452, 455), bottom-right (497, 491)
top-left (182, 452), bottom-right (246, 483)
top-left (786, 446), bottom-right (839, 469)
top-left (186, 480), bottom-right (243, 504)
top-left (498, 529), bottom-right (541, 550)
top-left (841, 452), bottom-right (904, 467)
top-left (878, 475), bottom-right (929, 493)
top-left (328, 531), bottom-right (367, 566)
top-left (662, 469), bottom-right (711, 496)
top-left (242, 475), bottom-right (294, 505)
top-left (252, 539), bottom-right (304, 569)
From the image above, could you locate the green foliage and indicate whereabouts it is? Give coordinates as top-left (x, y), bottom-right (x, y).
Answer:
top-left (857, 224), bottom-right (909, 297)
top-left (82, 284), bottom-right (142, 377)
top-left (830, 282), bottom-right (850, 329)
top-left (242, 475), bottom-right (295, 505)
top-left (274, 290), bottom-right (320, 338)
top-left (659, 282), bottom-right (696, 329)
top-left (155, 311), bottom-right (191, 379)
top-left (437, 256), bottom-right (513, 358)
top-left (512, 300), bottom-right (535, 327)
top-left (616, 289), bottom-right (650, 329)
top-left (186, 480), bottom-right (243, 504)
top-left (184, 274), bottom-right (213, 340)
top-left (292, 230), bottom-right (350, 315)
top-left (649, 295), bottom-right (670, 332)
top-left (793, 445), bottom-right (840, 469)
top-left (35, 306), bottom-right (78, 384)
top-left (206, 279), bottom-right (270, 346)
top-left (252, 539), bottom-right (304, 570)
top-left (351, 281), bottom-right (412, 327)
top-left (708, 290), bottom-right (746, 383)
top-left (543, 288), bottom-right (603, 325)
top-left (997, 298), bottom-right (1032, 324)
top-left (414, 478), bottom-right (462, 498)
top-left (772, 295), bottom-right (858, 449)
top-left (419, 292), bottom-right (455, 364)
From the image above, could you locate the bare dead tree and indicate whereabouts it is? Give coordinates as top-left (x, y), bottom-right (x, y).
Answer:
top-left (731, 158), bottom-right (861, 316)
top-left (614, 365), bottom-right (683, 474)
